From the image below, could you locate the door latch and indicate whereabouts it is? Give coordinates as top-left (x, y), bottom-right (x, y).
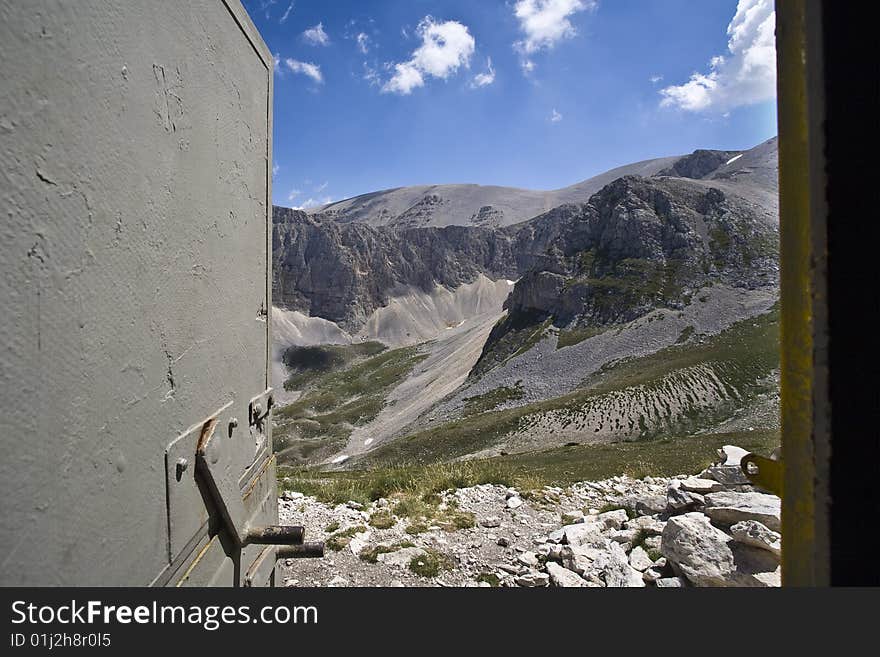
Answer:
top-left (194, 414), bottom-right (323, 556)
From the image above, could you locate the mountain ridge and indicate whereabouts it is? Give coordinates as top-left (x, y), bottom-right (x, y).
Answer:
top-left (294, 138), bottom-right (776, 230)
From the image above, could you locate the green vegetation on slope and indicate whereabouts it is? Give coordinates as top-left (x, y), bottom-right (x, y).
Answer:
top-left (556, 325), bottom-right (611, 349)
top-left (273, 345), bottom-right (428, 465)
top-left (566, 257), bottom-right (692, 317)
top-left (282, 341), bottom-right (387, 391)
top-left (470, 312), bottom-right (552, 378)
top-left (462, 383), bottom-right (524, 416)
top-left (278, 429), bottom-right (779, 508)
top-left (357, 306), bottom-right (779, 467)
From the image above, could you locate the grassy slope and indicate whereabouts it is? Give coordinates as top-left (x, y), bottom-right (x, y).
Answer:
top-left (273, 345), bottom-right (428, 464)
top-left (282, 341), bottom-right (387, 391)
top-left (279, 429), bottom-right (779, 507)
top-left (355, 305), bottom-right (779, 467)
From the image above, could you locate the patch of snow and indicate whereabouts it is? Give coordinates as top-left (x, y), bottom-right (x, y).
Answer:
top-left (726, 154), bottom-right (744, 165)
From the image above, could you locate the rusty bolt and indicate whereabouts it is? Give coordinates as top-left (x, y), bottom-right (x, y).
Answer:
top-left (175, 458), bottom-right (188, 481)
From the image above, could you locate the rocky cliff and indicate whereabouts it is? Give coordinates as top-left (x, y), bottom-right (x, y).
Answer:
top-left (271, 139), bottom-right (780, 468)
top-left (499, 177), bottom-right (777, 325)
top-left (272, 208), bottom-right (522, 331)
top-left (274, 174), bottom-right (775, 337)
top-left (273, 139), bottom-right (778, 337)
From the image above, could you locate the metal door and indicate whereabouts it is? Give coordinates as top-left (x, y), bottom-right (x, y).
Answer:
top-left (0, 1), bottom-right (318, 586)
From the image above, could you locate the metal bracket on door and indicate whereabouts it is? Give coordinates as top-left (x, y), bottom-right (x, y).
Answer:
top-left (741, 452), bottom-right (784, 497)
top-left (195, 414), bottom-right (312, 549)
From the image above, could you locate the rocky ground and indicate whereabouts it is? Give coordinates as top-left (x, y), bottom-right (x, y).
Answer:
top-left (278, 446), bottom-right (781, 587)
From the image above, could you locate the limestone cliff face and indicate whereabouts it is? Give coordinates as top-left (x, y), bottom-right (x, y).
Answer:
top-left (273, 173), bottom-right (777, 337)
top-left (657, 150), bottom-right (743, 179)
top-left (500, 176), bottom-right (778, 327)
top-left (272, 207), bottom-right (522, 331)
top-left (272, 141), bottom-right (778, 337)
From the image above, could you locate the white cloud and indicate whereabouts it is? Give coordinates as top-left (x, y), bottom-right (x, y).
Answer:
top-left (303, 22), bottom-right (330, 46)
top-left (356, 32), bottom-right (370, 54)
top-left (287, 189), bottom-right (301, 202)
top-left (363, 62), bottom-right (381, 87)
top-left (471, 57), bottom-right (496, 88)
top-left (650, 74), bottom-right (663, 84)
top-left (273, 53), bottom-right (282, 75)
top-left (384, 63), bottom-right (424, 95)
top-left (259, 0), bottom-right (276, 20)
top-left (314, 181), bottom-right (328, 193)
top-left (382, 17), bottom-right (476, 95)
top-left (551, 108), bottom-right (563, 122)
top-left (273, 163), bottom-right (280, 177)
top-left (513, 0), bottom-right (595, 60)
top-left (285, 58), bottom-right (323, 84)
top-left (659, 0), bottom-right (776, 112)
top-left (280, 1), bottom-right (293, 23)
top-left (294, 196), bottom-right (332, 210)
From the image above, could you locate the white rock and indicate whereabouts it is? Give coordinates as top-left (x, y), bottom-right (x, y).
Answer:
top-left (547, 544), bottom-right (566, 561)
top-left (703, 491), bottom-right (781, 531)
top-left (515, 571), bottom-right (550, 587)
top-left (643, 535), bottom-right (662, 551)
top-left (327, 575), bottom-right (349, 587)
top-left (661, 513), bottom-right (779, 587)
top-left (517, 552), bottom-right (539, 567)
top-left (729, 520), bottom-right (782, 557)
top-left (561, 545), bottom-right (600, 577)
top-left (609, 528), bottom-right (641, 544)
top-left (629, 546), bottom-right (654, 572)
top-left (480, 516), bottom-right (501, 528)
top-left (679, 477), bottom-right (725, 494)
top-left (703, 464), bottom-right (751, 487)
top-left (719, 445), bottom-right (749, 466)
top-left (655, 577), bottom-right (686, 588)
top-left (548, 528), bottom-right (566, 543)
top-left (667, 484), bottom-right (705, 512)
top-left (633, 495), bottom-right (667, 515)
top-left (625, 516), bottom-right (666, 536)
top-left (562, 520), bottom-right (604, 546)
top-left (348, 530), bottom-right (372, 555)
top-left (507, 497), bottom-right (523, 510)
top-left (376, 547), bottom-right (427, 568)
top-left (751, 568), bottom-right (782, 587)
top-left (497, 563), bottom-right (524, 575)
top-left (603, 542), bottom-right (646, 587)
top-left (598, 509), bottom-right (629, 530)
top-left (546, 562), bottom-right (588, 587)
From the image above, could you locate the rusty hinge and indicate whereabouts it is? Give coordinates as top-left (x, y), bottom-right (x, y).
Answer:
top-left (195, 414), bottom-right (320, 555)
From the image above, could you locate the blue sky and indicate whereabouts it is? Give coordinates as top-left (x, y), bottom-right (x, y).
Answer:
top-left (241, 1), bottom-right (778, 208)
